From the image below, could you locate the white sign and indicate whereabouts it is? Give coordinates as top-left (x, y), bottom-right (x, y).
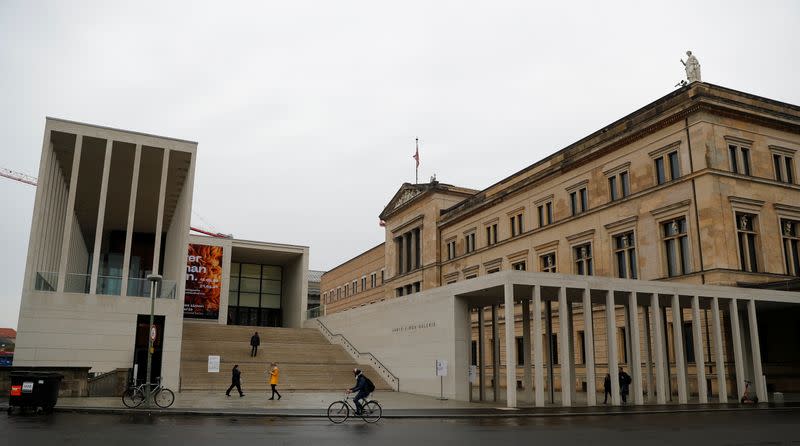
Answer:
top-left (207, 355), bottom-right (220, 373)
top-left (435, 359), bottom-right (448, 377)
top-left (469, 365), bottom-right (478, 384)
top-left (22, 382), bottom-right (34, 393)
top-left (150, 326), bottom-right (157, 341)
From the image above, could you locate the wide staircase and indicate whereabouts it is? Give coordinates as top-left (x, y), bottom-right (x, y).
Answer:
top-left (179, 323), bottom-right (392, 392)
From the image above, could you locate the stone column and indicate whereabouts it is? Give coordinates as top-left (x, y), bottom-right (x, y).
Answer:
top-left (651, 294), bottom-right (667, 404)
top-left (152, 149), bottom-right (170, 276)
top-left (410, 230), bottom-right (417, 271)
top-left (643, 304), bottom-right (655, 403)
top-left (606, 290), bottom-right (620, 405)
top-left (522, 297), bottom-right (533, 404)
top-left (628, 292), bottom-right (643, 405)
top-left (672, 294), bottom-right (688, 404)
top-left (121, 144), bottom-right (141, 297)
top-left (583, 287), bottom-right (596, 406)
top-left (504, 282), bottom-right (517, 408)
top-left (747, 299), bottom-right (766, 402)
top-left (57, 134), bottom-right (83, 293)
top-left (691, 296), bottom-right (708, 403)
top-left (729, 299), bottom-right (745, 400)
top-left (545, 300), bottom-right (555, 403)
top-left (89, 139), bottom-right (113, 295)
top-left (711, 297), bottom-right (727, 402)
top-left (558, 287), bottom-right (572, 406)
top-left (568, 300), bottom-right (577, 403)
top-left (532, 286), bottom-right (545, 407)
top-left (492, 304), bottom-right (499, 402)
top-left (478, 307), bottom-right (486, 402)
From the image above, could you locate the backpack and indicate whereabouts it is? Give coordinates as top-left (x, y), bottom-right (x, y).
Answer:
top-left (363, 375), bottom-right (376, 393)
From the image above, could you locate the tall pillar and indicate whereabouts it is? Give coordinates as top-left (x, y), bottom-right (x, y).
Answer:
top-left (568, 300), bottom-right (577, 403)
top-left (671, 294), bottom-right (688, 404)
top-left (396, 237), bottom-right (403, 275)
top-left (121, 145), bottom-right (142, 297)
top-left (606, 290), bottom-right (620, 405)
top-left (405, 233), bottom-right (412, 273)
top-left (478, 307), bottom-right (486, 402)
top-left (522, 298), bottom-right (533, 404)
top-left (57, 134), bottom-right (83, 293)
top-left (628, 293), bottom-right (643, 405)
top-left (491, 304), bottom-right (499, 402)
top-left (410, 230), bottom-right (417, 271)
top-left (691, 296), bottom-right (708, 403)
top-left (152, 149), bottom-right (170, 276)
top-left (582, 287), bottom-right (596, 406)
top-left (747, 299), bottom-right (766, 402)
top-left (558, 287), bottom-right (572, 406)
top-left (729, 299), bottom-right (745, 400)
top-left (532, 286), bottom-right (545, 407)
top-left (643, 305), bottom-right (655, 402)
top-left (711, 297), bottom-right (727, 403)
top-left (89, 139), bottom-right (113, 294)
top-left (545, 300), bottom-right (555, 403)
top-left (504, 283), bottom-right (517, 408)
top-left (651, 294), bottom-right (667, 404)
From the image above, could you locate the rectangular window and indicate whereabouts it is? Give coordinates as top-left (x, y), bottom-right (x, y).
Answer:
top-left (570, 191), bottom-right (577, 215)
top-left (395, 287), bottom-right (403, 297)
top-left (537, 202), bottom-right (553, 227)
top-left (578, 331), bottom-right (586, 364)
top-left (573, 243), bottom-right (593, 276)
top-left (729, 144), bottom-right (752, 176)
top-left (370, 273), bottom-right (377, 288)
top-left (668, 151), bottom-right (681, 180)
top-left (361, 276), bottom-right (367, 290)
top-left (510, 212), bottom-right (524, 237)
top-left (466, 232), bottom-right (476, 253)
top-left (486, 224), bottom-right (497, 246)
top-left (620, 171), bottom-right (630, 197)
top-left (609, 176), bottom-right (618, 201)
top-left (570, 187), bottom-right (588, 216)
top-left (683, 322), bottom-right (695, 363)
top-left (447, 240), bottom-right (456, 260)
top-left (654, 150), bottom-right (681, 185)
top-left (512, 261), bottom-right (526, 271)
top-left (609, 171), bottom-right (630, 201)
top-left (380, 269), bottom-right (384, 284)
top-left (736, 213), bottom-right (759, 273)
top-left (773, 151), bottom-right (796, 184)
top-left (662, 217), bottom-right (691, 277)
top-left (540, 253), bottom-right (557, 273)
top-left (655, 157), bottom-right (666, 185)
top-left (516, 337), bottom-right (524, 366)
top-left (353, 280), bottom-right (358, 294)
top-left (613, 231), bottom-right (638, 279)
top-left (781, 219), bottom-right (800, 276)
top-left (465, 274), bottom-right (477, 280)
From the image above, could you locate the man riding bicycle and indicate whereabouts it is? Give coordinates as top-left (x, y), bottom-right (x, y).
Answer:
top-left (346, 368), bottom-right (374, 415)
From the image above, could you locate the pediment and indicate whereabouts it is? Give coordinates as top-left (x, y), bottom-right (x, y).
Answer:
top-left (380, 183), bottom-right (424, 219)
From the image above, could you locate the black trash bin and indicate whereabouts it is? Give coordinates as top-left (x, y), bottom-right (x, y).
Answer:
top-left (8, 371), bottom-right (64, 414)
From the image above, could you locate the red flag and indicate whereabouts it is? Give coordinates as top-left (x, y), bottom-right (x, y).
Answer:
top-left (413, 138), bottom-right (420, 168)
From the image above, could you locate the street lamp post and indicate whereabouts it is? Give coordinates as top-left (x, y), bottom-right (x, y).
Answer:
top-left (145, 274), bottom-right (163, 408)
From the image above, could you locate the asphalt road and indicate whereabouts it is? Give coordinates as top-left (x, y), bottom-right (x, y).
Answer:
top-left (5, 409), bottom-right (800, 445)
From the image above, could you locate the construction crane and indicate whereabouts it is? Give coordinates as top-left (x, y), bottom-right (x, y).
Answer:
top-left (1, 165), bottom-right (230, 238)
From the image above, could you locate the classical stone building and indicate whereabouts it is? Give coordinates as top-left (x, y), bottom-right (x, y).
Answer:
top-left (320, 82), bottom-right (800, 403)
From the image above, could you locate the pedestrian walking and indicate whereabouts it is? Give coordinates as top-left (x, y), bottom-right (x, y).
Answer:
top-left (225, 364), bottom-right (245, 397)
top-left (268, 362), bottom-right (281, 400)
top-left (603, 373), bottom-right (612, 404)
top-left (619, 366), bottom-right (632, 403)
top-left (250, 331), bottom-right (260, 357)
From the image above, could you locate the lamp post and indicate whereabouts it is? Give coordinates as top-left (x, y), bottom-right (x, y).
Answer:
top-left (145, 274), bottom-right (162, 408)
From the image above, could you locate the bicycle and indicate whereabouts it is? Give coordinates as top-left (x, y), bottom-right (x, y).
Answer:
top-left (122, 377), bottom-right (175, 408)
top-left (740, 379), bottom-right (759, 404)
top-left (327, 393), bottom-right (382, 423)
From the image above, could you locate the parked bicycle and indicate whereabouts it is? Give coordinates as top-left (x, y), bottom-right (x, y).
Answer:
top-left (327, 393), bottom-right (382, 423)
top-left (122, 377), bottom-right (175, 408)
top-left (740, 379), bottom-right (759, 404)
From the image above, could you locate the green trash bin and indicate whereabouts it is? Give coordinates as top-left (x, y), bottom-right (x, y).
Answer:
top-left (8, 371), bottom-right (64, 414)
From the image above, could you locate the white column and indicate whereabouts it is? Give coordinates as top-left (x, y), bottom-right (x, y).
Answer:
top-left (747, 299), bottom-right (766, 402)
top-left (729, 299), bottom-right (745, 400)
top-left (504, 282), bottom-right (517, 408)
top-left (568, 301), bottom-right (577, 403)
top-left (651, 294), bottom-right (667, 404)
top-left (671, 294), bottom-right (688, 404)
top-left (606, 290), bottom-right (620, 405)
top-left (89, 139), bottom-right (113, 295)
top-left (410, 230), bottom-right (417, 270)
top-left (628, 293), bottom-right (643, 405)
top-left (478, 307), bottom-right (485, 401)
top-left (522, 298), bottom-right (533, 404)
top-left (491, 304), bottom-right (499, 402)
top-left (57, 135), bottom-right (83, 293)
top-left (24, 129), bottom-right (53, 291)
top-left (711, 297), bottom-right (727, 403)
top-left (558, 287), bottom-right (572, 406)
top-left (151, 149), bottom-right (170, 276)
top-left (532, 286), bottom-right (545, 407)
top-left (121, 144), bottom-right (142, 297)
top-left (643, 305), bottom-right (655, 403)
top-left (691, 296), bottom-right (708, 403)
top-left (583, 287), bottom-right (596, 406)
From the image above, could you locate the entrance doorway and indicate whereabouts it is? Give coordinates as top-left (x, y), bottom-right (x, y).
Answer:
top-left (132, 314), bottom-right (165, 384)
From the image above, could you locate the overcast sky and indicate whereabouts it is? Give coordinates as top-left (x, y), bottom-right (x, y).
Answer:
top-left (1, 1), bottom-right (798, 329)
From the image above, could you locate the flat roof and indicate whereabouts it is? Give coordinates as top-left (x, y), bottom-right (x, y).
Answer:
top-left (46, 116), bottom-right (199, 145)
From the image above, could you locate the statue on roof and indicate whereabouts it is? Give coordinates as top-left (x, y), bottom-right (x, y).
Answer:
top-left (681, 51), bottom-right (701, 83)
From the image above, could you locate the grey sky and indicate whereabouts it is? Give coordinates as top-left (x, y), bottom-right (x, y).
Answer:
top-left (1, 1), bottom-right (798, 329)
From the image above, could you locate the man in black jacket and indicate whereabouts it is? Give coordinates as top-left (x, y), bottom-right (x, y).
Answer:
top-left (226, 364), bottom-right (245, 397)
top-left (250, 332), bottom-right (260, 357)
top-left (346, 368), bottom-right (369, 415)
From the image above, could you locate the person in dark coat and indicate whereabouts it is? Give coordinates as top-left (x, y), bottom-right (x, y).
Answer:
top-left (226, 364), bottom-right (245, 397)
top-left (250, 332), bottom-right (260, 357)
top-left (619, 366), bottom-right (632, 403)
top-left (603, 373), bottom-right (612, 404)
top-left (346, 368), bottom-right (369, 415)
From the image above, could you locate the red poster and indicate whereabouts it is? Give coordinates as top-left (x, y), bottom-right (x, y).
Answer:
top-left (184, 244), bottom-right (223, 319)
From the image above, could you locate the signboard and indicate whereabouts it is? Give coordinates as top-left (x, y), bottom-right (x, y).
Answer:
top-left (208, 355), bottom-right (220, 373)
top-left (435, 359), bottom-right (448, 377)
top-left (150, 326), bottom-right (157, 342)
top-left (22, 382), bottom-right (34, 393)
top-left (469, 365), bottom-right (478, 384)
top-left (184, 244), bottom-right (223, 319)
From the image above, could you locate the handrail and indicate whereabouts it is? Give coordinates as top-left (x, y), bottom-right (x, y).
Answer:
top-left (316, 318), bottom-right (400, 392)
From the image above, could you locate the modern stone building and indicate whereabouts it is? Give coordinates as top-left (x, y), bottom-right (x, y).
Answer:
top-left (319, 82), bottom-right (800, 405)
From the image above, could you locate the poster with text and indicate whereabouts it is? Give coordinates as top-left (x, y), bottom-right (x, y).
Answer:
top-left (184, 244), bottom-right (223, 319)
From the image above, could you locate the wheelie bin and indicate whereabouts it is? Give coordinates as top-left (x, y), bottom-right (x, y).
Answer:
top-left (8, 371), bottom-right (64, 414)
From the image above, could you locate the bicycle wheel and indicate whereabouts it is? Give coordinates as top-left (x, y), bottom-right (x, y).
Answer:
top-left (154, 388), bottom-right (175, 408)
top-left (122, 388), bottom-right (145, 408)
top-left (327, 401), bottom-right (349, 424)
top-left (361, 401), bottom-right (382, 423)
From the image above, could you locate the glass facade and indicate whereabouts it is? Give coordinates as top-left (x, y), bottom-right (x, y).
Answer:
top-left (227, 262), bottom-right (283, 327)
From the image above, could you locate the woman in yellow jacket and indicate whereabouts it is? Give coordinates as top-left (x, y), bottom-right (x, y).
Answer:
top-left (268, 362), bottom-right (281, 400)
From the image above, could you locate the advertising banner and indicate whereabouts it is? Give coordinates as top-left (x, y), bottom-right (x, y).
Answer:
top-left (184, 244), bottom-right (223, 319)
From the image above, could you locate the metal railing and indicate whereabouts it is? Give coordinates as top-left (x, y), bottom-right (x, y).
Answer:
top-left (33, 271), bottom-right (176, 299)
top-left (127, 278), bottom-right (176, 299)
top-left (306, 306), bottom-right (322, 320)
top-left (34, 272), bottom-right (58, 291)
top-left (316, 318), bottom-right (400, 392)
top-left (65, 273), bottom-right (91, 293)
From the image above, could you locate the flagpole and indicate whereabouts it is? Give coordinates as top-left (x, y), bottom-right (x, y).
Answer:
top-left (415, 137), bottom-right (419, 184)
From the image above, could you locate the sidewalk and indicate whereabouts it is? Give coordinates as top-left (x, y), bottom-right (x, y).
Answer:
top-left (3, 390), bottom-right (799, 418)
